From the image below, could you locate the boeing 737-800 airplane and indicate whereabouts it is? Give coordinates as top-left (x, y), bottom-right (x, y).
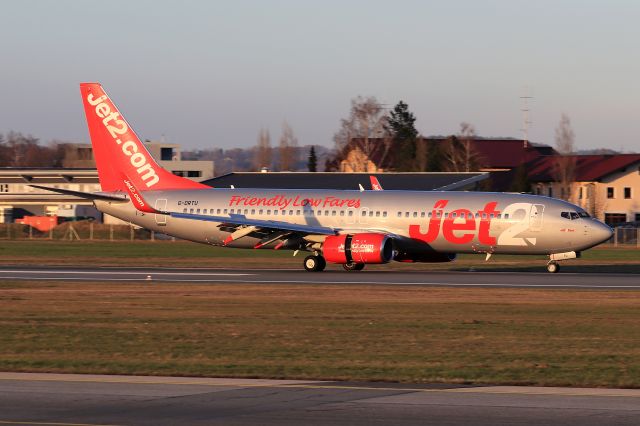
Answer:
top-left (36, 83), bottom-right (613, 273)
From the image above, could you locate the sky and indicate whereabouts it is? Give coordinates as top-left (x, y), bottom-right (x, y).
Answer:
top-left (1, 0), bottom-right (639, 152)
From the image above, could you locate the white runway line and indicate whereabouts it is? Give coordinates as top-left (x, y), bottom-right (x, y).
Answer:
top-left (0, 270), bottom-right (253, 276)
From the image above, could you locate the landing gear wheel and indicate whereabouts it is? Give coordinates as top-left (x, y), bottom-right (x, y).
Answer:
top-left (343, 262), bottom-right (365, 271)
top-left (547, 261), bottom-right (560, 273)
top-left (304, 255), bottom-right (326, 272)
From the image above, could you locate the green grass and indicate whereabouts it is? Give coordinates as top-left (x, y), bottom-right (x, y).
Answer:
top-left (1, 281), bottom-right (640, 387)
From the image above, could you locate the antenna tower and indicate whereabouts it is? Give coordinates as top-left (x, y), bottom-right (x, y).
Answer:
top-left (520, 87), bottom-right (533, 148)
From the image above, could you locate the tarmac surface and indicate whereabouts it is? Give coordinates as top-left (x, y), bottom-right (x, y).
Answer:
top-left (0, 265), bottom-right (639, 289)
top-left (0, 373), bottom-right (639, 426)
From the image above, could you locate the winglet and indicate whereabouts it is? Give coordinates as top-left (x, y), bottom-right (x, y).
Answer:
top-left (370, 176), bottom-right (383, 190)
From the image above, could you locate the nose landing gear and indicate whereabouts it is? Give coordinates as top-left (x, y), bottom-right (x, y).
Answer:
top-left (546, 261), bottom-right (560, 273)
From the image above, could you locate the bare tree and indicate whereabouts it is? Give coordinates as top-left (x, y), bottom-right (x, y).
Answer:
top-left (254, 128), bottom-right (272, 171)
top-left (441, 123), bottom-right (482, 172)
top-left (553, 114), bottom-right (576, 201)
top-left (333, 96), bottom-right (392, 172)
top-left (278, 121), bottom-right (298, 171)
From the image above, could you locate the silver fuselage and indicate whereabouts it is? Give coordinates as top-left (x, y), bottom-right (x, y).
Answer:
top-left (95, 188), bottom-right (612, 258)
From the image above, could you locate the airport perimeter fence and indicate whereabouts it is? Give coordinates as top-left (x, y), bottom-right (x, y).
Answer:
top-left (0, 221), bottom-right (638, 247)
top-left (0, 221), bottom-right (173, 242)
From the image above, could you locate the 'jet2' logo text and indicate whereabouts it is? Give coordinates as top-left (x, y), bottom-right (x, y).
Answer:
top-left (87, 93), bottom-right (159, 188)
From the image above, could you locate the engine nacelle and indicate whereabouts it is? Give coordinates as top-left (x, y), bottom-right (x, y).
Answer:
top-left (323, 233), bottom-right (394, 264)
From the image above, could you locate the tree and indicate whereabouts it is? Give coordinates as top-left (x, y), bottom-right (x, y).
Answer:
top-left (441, 123), bottom-right (482, 172)
top-left (278, 121), bottom-right (298, 171)
top-left (332, 96), bottom-right (392, 172)
top-left (307, 146), bottom-right (318, 172)
top-left (425, 139), bottom-right (444, 172)
top-left (509, 164), bottom-right (531, 193)
top-left (553, 113), bottom-right (576, 201)
top-left (387, 101), bottom-right (419, 171)
top-left (254, 128), bottom-right (272, 171)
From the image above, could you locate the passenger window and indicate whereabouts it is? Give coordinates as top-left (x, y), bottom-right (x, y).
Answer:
top-left (428, 212), bottom-right (432, 218)
top-left (383, 212), bottom-right (387, 217)
top-left (504, 213), bottom-right (509, 219)
top-left (196, 208), bottom-right (201, 213)
top-left (230, 209), bottom-right (235, 214)
top-left (183, 208), bottom-right (187, 213)
top-left (369, 211), bottom-right (373, 217)
top-left (245, 209), bottom-right (249, 215)
top-left (274, 210), bottom-right (279, 215)
top-left (445, 213), bottom-right (449, 218)
top-left (223, 209), bottom-right (228, 214)
top-left (251, 209), bottom-right (255, 215)
top-left (362, 211), bottom-right (367, 216)
top-left (190, 208), bottom-right (194, 213)
top-left (259, 209), bottom-right (263, 215)
top-left (397, 212), bottom-right (402, 218)
top-left (290, 210), bottom-right (294, 216)
top-left (267, 210), bottom-right (271, 215)
top-left (332, 211), bottom-right (336, 216)
top-left (297, 210), bottom-right (301, 216)
top-left (413, 212), bottom-right (417, 218)
top-left (340, 211), bottom-right (345, 216)
top-left (405, 212), bottom-right (410, 218)
top-left (451, 212), bottom-right (457, 218)
top-left (217, 209), bottom-right (221, 214)
top-left (420, 212), bottom-right (425, 218)
top-left (348, 211), bottom-right (354, 217)
top-left (375, 211), bottom-right (380, 217)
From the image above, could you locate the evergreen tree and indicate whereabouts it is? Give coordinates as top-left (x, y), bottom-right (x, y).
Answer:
top-left (509, 164), bottom-right (531, 193)
top-left (425, 139), bottom-right (444, 172)
top-left (387, 101), bottom-right (419, 171)
top-left (307, 146), bottom-right (318, 172)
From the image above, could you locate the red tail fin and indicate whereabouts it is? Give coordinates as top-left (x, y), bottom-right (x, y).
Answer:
top-left (80, 83), bottom-right (208, 192)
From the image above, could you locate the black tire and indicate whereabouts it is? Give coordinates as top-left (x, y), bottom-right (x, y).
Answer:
top-left (547, 262), bottom-right (560, 273)
top-left (304, 255), bottom-right (326, 272)
top-left (343, 262), bottom-right (365, 271)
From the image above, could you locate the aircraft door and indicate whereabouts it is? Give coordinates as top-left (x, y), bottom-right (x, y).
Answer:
top-left (155, 198), bottom-right (168, 226)
top-left (529, 204), bottom-right (544, 232)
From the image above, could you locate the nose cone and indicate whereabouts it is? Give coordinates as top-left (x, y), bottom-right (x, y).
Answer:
top-left (591, 221), bottom-right (613, 245)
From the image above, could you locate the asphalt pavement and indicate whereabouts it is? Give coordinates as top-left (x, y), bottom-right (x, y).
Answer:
top-left (0, 265), bottom-right (639, 289)
top-left (0, 373), bottom-right (639, 426)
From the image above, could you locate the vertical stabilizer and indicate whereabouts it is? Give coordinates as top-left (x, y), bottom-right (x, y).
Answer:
top-left (80, 83), bottom-right (209, 192)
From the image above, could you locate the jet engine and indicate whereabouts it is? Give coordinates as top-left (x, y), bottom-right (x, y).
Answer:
top-left (323, 233), bottom-right (394, 264)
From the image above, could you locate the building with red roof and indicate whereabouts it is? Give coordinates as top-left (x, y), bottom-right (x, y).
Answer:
top-left (526, 154), bottom-right (640, 224)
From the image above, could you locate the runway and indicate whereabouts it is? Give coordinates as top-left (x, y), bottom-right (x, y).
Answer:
top-left (0, 372), bottom-right (638, 426)
top-left (1, 265), bottom-right (639, 289)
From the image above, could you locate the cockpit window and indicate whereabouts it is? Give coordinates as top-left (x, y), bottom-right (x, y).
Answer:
top-left (561, 211), bottom-right (586, 220)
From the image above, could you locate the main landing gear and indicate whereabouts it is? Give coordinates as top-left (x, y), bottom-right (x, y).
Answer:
top-left (343, 262), bottom-right (365, 271)
top-left (546, 261), bottom-right (560, 273)
top-left (303, 255), bottom-right (326, 272)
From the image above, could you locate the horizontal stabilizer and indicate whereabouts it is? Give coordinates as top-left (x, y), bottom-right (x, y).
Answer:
top-left (29, 185), bottom-right (128, 202)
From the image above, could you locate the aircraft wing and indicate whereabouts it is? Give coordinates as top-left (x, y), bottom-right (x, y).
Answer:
top-left (170, 211), bottom-right (337, 236)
